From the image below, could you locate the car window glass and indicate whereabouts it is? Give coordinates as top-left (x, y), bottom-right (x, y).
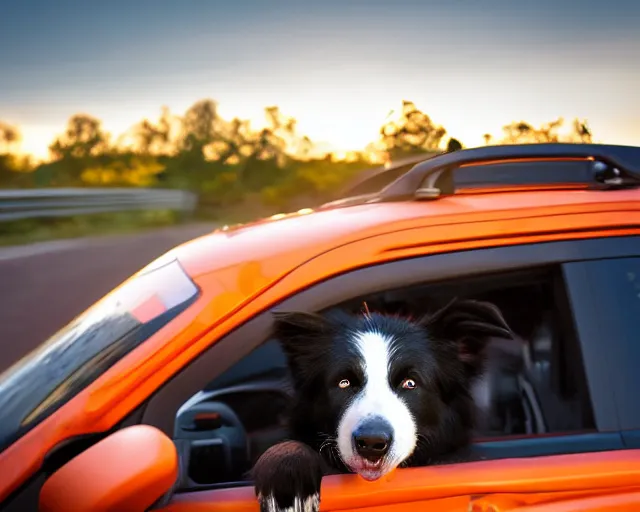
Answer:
top-left (563, 257), bottom-right (640, 430)
top-left (0, 259), bottom-right (199, 453)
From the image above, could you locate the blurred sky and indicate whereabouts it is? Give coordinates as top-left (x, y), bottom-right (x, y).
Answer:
top-left (1, 0), bottom-right (639, 159)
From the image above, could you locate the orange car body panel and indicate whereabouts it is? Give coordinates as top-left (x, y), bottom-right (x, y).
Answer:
top-left (39, 425), bottom-right (178, 512)
top-left (468, 490), bottom-right (640, 512)
top-left (159, 449), bottom-right (640, 511)
top-left (2, 187), bottom-right (640, 505)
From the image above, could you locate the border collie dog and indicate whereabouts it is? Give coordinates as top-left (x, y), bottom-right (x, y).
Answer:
top-left (252, 299), bottom-right (512, 512)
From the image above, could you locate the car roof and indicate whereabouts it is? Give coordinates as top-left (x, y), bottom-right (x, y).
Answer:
top-left (170, 187), bottom-right (640, 279)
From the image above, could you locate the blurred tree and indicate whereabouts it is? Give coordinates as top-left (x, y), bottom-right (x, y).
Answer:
top-left (572, 119), bottom-right (593, 143)
top-left (260, 105), bottom-right (292, 162)
top-left (379, 100), bottom-right (447, 159)
top-left (81, 156), bottom-right (165, 187)
top-left (180, 99), bottom-right (223, 158)
top-left (134, 106), bottom-right (175, 155)
top-left (0, 123), bottom-right (33, 188)
top-left (500, 117), bottom-right (594, 145)
top-left (210, 116), bottom-right (252, 164)
top-left (446, 138), bottom-right (463, 152)
top-left (213, 106), bottom-right (313, 192)
top-left (231, 107), bottom-right (291, 191)
top-left (49, 114), bottom-right (110, 159)
top-left (0, 122), bottom-right (21, 153)
top-left (0, 156), bottom-right (33, 188)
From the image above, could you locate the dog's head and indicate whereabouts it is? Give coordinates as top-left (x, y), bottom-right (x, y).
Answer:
top-left (273, 299), bottom-right (512, 481)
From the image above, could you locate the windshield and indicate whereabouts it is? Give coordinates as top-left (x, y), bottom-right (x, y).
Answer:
top-left (0, 258), bottom-right (199, 453)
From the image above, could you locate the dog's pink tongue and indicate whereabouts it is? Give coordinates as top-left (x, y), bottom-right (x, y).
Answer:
top-left (358, 467), bottom-right (397, 483)
top-left (358, 471), bottom-right (382, 482)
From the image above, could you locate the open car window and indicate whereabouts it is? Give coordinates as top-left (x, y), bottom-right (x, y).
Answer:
top-left (0, 259), bottom-right (199, 453)
top-left (173, 264), bottom-right (601, 489)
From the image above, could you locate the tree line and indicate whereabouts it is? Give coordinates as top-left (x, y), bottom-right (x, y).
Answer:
top-left (0, 99), bottom-right (594, 215)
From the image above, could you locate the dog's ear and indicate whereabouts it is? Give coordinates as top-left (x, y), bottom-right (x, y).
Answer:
top-left (423, 298), bottom-right (513, 377)
top-left (272, 311), bottom-right (333, 382)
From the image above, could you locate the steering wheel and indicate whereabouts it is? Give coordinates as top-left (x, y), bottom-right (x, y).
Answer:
top-left (174, 400), bottom-right (249, 486)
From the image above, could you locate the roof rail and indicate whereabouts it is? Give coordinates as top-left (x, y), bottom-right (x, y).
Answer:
top-left (337, 153), bottom-right (439, 198)
top-left (371, 143), bottom-right (640, 202)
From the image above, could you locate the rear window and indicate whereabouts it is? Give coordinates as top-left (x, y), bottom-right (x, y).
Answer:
top-left (0, 258), bottom-right (200, 453)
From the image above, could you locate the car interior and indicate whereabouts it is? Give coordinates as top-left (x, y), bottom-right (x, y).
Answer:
top-left (173, 266), bottom-right (595, 490)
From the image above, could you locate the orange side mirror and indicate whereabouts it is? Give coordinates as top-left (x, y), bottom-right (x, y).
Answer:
top-left (39, 425), bottom-right (179, 512)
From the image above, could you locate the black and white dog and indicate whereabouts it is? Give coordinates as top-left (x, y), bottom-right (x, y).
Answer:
top-left (252, 299), bottom-right (512, 512)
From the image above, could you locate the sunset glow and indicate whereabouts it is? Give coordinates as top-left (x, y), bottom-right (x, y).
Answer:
top-left (15, 93), bottom-right (640, 163)
top-left (3, 0), bottom-right (640, 162)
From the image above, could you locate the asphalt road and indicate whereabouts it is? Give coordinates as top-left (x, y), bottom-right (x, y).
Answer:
top-left (0, 224), bottom-right (215, 375)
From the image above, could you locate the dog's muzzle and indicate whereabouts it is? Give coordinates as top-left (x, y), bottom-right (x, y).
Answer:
top-left (351, 416), bottom-right (394, 463)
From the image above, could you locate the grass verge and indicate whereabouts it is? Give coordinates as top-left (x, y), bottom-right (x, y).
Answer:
top-left (0, 210), bottom-right (191, 247)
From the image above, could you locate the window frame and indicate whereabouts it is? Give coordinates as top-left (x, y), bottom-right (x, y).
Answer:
top-left (142, 235), bottom-right (640, 477)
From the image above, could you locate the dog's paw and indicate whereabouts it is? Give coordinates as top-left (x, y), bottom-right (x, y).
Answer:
top-left (252, 441), bottom-right (323, 512)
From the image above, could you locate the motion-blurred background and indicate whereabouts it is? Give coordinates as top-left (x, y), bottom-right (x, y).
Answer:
top-left (1, 0), bottom-right (638, 370)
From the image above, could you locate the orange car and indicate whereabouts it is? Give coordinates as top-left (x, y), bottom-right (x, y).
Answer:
top-left (3, 143), bottom-right (640, 512)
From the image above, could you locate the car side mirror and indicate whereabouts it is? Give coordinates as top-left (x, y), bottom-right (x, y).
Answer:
top-left (39, 425), bottom-right (179, 512)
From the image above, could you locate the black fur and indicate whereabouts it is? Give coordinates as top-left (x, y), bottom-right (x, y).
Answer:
top-left (251, 299), bottom-right (512, 512)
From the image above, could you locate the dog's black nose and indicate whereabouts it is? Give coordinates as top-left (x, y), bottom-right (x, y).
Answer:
top-left (352, 417), bottom-right (393, 462)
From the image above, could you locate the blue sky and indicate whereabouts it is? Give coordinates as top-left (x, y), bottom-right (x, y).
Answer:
top-left (1, 0), bottom-right (639, 158)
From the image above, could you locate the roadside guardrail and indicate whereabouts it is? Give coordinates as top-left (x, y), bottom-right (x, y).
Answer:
top-left (0, 188), bottom-right (197, 222)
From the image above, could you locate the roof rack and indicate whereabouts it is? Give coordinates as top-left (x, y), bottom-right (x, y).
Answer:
top-left (320, 153), bottom-right (444, 210)
top-left (338, 153), bottom-right (438, 198)
top-left (368, 143), bottom-right (640, 202)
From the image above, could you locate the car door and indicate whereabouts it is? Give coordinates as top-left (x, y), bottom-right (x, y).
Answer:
top-left (146, 234), bottom-right (635, 512)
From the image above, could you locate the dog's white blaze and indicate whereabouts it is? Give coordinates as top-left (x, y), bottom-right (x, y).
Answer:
top-left (337, 330), bottom-right (417, 473)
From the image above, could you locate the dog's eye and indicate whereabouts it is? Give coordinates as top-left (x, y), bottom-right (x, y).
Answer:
top-left (338, 379), bottom-right (350, 389)
top-left (401, 378), bottom-right (417, 390)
